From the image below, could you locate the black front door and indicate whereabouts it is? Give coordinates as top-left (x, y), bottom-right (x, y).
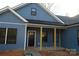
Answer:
top-left (28, 31), bottom-right (35, 47)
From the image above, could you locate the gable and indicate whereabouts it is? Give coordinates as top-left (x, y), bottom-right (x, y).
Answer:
top-left (0, 10), bottom-right (24, 23)
top-left (15, 3), bottom-right (60, 24)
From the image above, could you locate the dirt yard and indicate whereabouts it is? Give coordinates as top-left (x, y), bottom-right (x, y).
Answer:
top-left (0, 50), bottom-right (79, 56)
top-left (0, 50), bottom-right (24, 56)
top-left (39, 50), bottom-right (79, 56)
top-left (39, 50), bottom-right (71, 56)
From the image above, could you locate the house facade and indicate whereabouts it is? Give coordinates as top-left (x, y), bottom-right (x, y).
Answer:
top-left (0, 3), bottom-right (79, 51)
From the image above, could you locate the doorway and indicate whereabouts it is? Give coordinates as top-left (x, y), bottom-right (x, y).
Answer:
top-left (27, 30), bottom-right (36, 47)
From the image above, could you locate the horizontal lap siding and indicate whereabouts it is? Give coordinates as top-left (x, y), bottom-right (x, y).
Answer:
top-left (61, 28), bottom-right (77, 49)
top-left (75, 27), bottom-right (79, 51)
top-left (0, 8), bottom-right (25, 50)
top-left (16, 4), bottom-right (57, 22)
top-left (0, 11), bottom-right (24, 23)
top-left (0, 23), bottom-right (25, 50)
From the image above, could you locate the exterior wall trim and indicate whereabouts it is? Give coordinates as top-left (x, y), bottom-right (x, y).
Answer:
top-left (12, 3), bottom-right (65, 24)
top-left (38, 4), bottom-right (64, 24)
top-left (0, 6), bottom-right (28, 22)
top-left (5, 28), bottom-right (8, 44)
top-left (0, 21), bottom-right (67, 29)
top-left (0, 3), bottom-right (64, 24)
top-left (0, 22), bottom-right (25, 25)
top-left (7, 7), bottom-right (28, 22)
top-left (66, 24), bottom-right (79, 28)
top-left (24, 24), bottom-right (27, 51)
top-left (27, 23), bottom-right (65, 29)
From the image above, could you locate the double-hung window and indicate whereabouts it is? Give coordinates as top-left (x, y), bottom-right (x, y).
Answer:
top-left (0, 28), bottom-right (6, 44)
top-left (31, 8), bottom-right (37, 16)
top-left (0, 28), bottom-right (17, 44)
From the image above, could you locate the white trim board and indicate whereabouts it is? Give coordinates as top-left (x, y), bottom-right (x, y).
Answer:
top-left (12, 3), bottom-right (64, 24)
top-left (27, 23), bottom-right (64, 28)
top-left (8, 7), bottom-right (28, 22)
top-left (0, 6), bottom-right (28, 23)
top-left (0, 22), bottom-right (26, 25)
top-left (0, 22), bottom-right (65, 29)
top-left (37, 4), bottom-right (64, 24)
top-left (5, 28), bottom-right (8, 44)
top-left (24, 24), bottom-right (27, 51)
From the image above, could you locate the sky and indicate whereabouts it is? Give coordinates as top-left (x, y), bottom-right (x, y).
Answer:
top-left (0, 0), bottom-right (79, 17)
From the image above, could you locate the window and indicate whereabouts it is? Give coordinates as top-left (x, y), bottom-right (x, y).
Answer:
top-left (77, 30), bottom-right (79, 46)
top-left (42, 31), bottom-right (48, 43)
top-left (31, 8), bottom-right (37, 16)
top-left (7, 28), bottom-right (17, 44)
top-left (0, 28), bottom-right (6, 44)
top-left (0, 28), bottom-right (17, 44)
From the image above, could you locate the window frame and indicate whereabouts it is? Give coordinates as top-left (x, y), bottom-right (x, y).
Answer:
top-left (0, 28), bottom-right (17, 44)
top-left (0, 28), bottom-right (6, 44)
top-left (6, 28), bottom-right (17, 44)
top-left (31, 8), bottom-right (37, 16)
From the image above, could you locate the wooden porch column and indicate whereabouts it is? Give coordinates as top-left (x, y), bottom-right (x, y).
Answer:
top-left (40, 27), bottom-right (43, 50)
top-left (54, 28), bottom-right (56, 48)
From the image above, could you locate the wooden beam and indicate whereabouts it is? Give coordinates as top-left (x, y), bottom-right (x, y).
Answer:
top-left (54, 28), bottom-right (56, 48)
top-left (40, 27), bottom-right (43, 50)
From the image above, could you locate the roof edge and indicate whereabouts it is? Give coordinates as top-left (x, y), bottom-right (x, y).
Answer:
top-left (0, 3), bottom-right (64, 24)
top-left (37, 3), bottom-right (65, 24)
top-left (0, 6), bottom-right (28, 22)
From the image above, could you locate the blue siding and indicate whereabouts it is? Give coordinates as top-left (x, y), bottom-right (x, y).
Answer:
top-left (0, 9), bottom-right (25, 50)
top-left (0, 11), bottom-right (24, 23)
top-left (56, 30), bottom-right (59, 47)
top-left (16, 4), bottom-right (57, 22)
top-left (75, 27), bottom-right (79, 51)
top-left (0, 23), bottom-right (25, 50)
top-left (0, 3), bottom-right (79, 52)
top-left (36, 29), bottom-right (40, 47)
top-left (47, 29), bottom-right (54, 47)
top-left (61, 28), bottom-right (77, 50)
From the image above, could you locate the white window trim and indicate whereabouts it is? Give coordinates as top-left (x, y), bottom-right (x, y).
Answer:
top-left (0, 28), bottom-right (17, 44)
top-left (5, 28), bottom-right (8, 44)
top-left (7, 7), bottom-right (28, 22)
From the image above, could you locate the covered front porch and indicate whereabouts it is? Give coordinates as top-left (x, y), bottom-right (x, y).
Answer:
top-left (25, 23), bottom-right (64, 50)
